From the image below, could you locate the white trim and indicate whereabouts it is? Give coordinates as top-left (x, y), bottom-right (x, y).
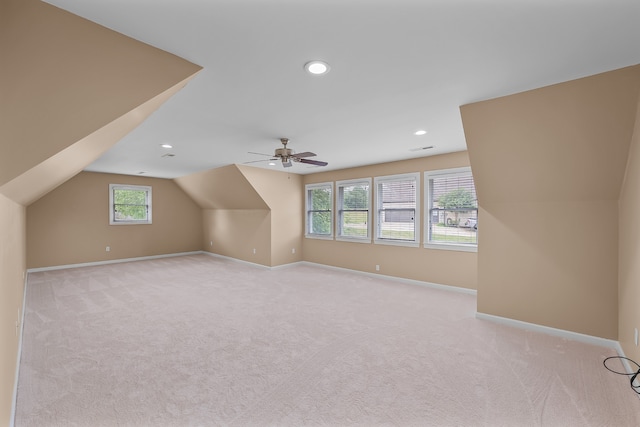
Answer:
top-left (373, 172), bottom-right (420, 247)
top-left (26, 251), bottom-right (202, 273)
top-left (424, 243), bottom-right (477, 253)
top-left (202, 251), bottom-right (304, 271)
top-left (335, 237), bottom-right (372, 244)
top-left (475, 312), bottom-right (620, 349)
top-left (10, 271), bottom-right (28, 427)
top-left (109, 184), bottom-right (153, 225)
top-left (305, 181), bottom-right (334, 239)
top-left (336, 177), bottom-right (372, 241)
top-left (300, 261), bottom-right (477, 295)
top-left (424, 166), bottom-right (478, 250)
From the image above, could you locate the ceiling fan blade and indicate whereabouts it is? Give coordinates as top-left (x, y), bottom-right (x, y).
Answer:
top-left (292, 151), bottom-right (316, 158)
top-left (298, 158), bottom-right (328, 167)
top-left (244, 158), bottom-right (277, 164)
top-left (247, 151), bottom-right (274, 157)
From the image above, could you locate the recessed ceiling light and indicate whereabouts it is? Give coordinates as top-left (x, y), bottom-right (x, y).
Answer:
top-left (160, 143), bottom-right (173, 148)
top-left (304, 60), bottom-right (330, 75)
top-left (414, 130), bottom-right (427, 136)
top-left (268, 162), bottom-right (277, 166)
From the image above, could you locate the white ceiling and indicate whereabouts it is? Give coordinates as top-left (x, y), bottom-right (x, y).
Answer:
top-left (45, 0), bottom-right (640, 178)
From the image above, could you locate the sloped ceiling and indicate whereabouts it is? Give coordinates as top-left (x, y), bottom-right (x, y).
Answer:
top-left (174, 165), bottom-right (269, 210)
top-left (461, 65), bottom-right (640, 204)
top-left (0, 0), bottom-right (202, 205)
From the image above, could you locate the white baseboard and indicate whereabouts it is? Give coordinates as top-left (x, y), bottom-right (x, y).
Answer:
top-left (300, 261), bottom-right (477, 295)
top-left (10, 267), bottom-right (29, 427)
top-left (476, 312), bottom-right (620, 349)
top-left (26, 251), bottom-right (204, 273)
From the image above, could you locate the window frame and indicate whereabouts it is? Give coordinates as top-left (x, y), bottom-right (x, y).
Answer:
top-left (373, 172), bottom-right (420, 247)
top-left (424, 167), bottom-right (478, 252)
top-left (336, 178), bottom-right (372, 243)
top-left (109, 184), bottom-right (153, 225)
top-left (305, 182), bottom-right (334, 239)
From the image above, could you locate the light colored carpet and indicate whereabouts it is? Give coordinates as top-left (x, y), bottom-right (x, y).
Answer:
top-left (15, 254), bottom-right (640, 426)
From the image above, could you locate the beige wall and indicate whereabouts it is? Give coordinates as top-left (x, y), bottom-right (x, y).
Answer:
top-left (177, 165), bottom-right (303, 267)
top-left (303, 152), bottom-right (477, 290)
top-left (27, 172), bottom-right (203, 269)
top-left (237, 166), bottom-right (303, 266)
top-left (619, 94), bottom-right (640, 360)
top-left (203, 209), bottom-right (272, 265)
top-left (0, 0), bottom-right (201, 204)
top-left (0, 195), bottom-right (26, 427)
top-left (462, 65), bottom-right (640, 339)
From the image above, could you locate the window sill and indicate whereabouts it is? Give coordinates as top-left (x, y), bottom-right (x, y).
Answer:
top-left (423, 243), bottom-right (477, 253)
top-left (305, 234), bottom-right (334, 240)
top-left (109, 221), bottom-right (152, 225)
top-left (336, 237), bottom-right (371, 244)
top-left (374, 239), bottom-right (420, 248)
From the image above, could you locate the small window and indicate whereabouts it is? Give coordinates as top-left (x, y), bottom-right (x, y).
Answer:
top-left (374, 173), bottom-right (420, 246)
top-left (109, 184), bottom-right (152, 225)
top-left (425, 167), bottom-right (477, 251)
top-left (337, 178), bottom-right (371, 241)
top-left (305, 182), bottom-right (333, 238)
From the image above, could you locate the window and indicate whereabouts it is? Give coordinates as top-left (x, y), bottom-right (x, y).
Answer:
top-left (425, 167), bottom-right (477, 251)
top-left (374, 173), bottom-right (420, 246)
top-left (305, 182), bottom-right (333, 238)
top-left (336, 179), bottom-right (371, 241)
top-left (109, 184), bottom-right (152, 225)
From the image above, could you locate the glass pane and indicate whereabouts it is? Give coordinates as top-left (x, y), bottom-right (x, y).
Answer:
top-left (114, 189), bottom-right (146, 205)
top-left (429, 172), bottom-right (478, 245)
top-left (309, 187), bottom-right (331, 210)
top-left (379, 208), bottom-right (415, 241)
top-left (429, 208), bottom-right (477, 244)
top-left (378, 178), bottom-right (416, 241)
top-left (341, 210), bottom-right (368, 237)
top-left (310, 211), bottom-right (331, 234)
top-left (342, 184), bottom-right (369, 210)
top-left (114, 204), bottom-right (147, 221)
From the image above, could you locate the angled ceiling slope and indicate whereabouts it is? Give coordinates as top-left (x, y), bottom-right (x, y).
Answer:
top-left (174, 165), bottom-right (269, 210)
top-left (461, 64), bottom-right (640, 204)
top-left (0, 0), bottom-right (202, 205)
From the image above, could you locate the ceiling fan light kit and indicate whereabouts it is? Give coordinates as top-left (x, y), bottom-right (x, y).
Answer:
top-left (247, 138), bottom-right (328, 169)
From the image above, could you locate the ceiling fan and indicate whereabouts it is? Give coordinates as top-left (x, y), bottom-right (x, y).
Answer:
top-left (247, 138), bottom-right (328, 168)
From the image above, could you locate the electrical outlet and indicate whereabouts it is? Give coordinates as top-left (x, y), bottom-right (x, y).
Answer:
top-left (292, 248), bottom-right (296, 254)
top-left (375, 264), bottom-right (380, 271)
top-left (210, 241), bottom-right (213, 247)
top-left (253, 248), bottom-right (256, 254)
top-left (106, 246), bottom-right (110, 252)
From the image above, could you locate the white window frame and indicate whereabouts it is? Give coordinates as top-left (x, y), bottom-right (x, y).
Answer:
top-left (374, 173), bottom-right (420, 247)
top-left (305, 182), bottom-right (334, 239)
top-left (336, 178), bottom-right (371, 243)
top-left (109, 184), bottom-right (152, 225)
top-left (424, 167), bottom-right (478, 252)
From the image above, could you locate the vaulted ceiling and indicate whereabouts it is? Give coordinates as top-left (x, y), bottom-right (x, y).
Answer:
top-left (40, 0), bottom-right (640, 178)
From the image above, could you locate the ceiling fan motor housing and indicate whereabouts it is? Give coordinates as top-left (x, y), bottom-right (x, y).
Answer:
top-left (275, 147), bottom-right (292, 158)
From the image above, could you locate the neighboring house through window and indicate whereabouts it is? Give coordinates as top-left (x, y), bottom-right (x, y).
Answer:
top-left (425, 167), bottom-right (477, 251)
top-left (305, 182), bottom-right (333, 238)
top-left (374, 173), bottom-right (420, 246)
top-left (336, 178), bottom-right (371, 241)
top-left (109, 184), bottom-right (152, 225)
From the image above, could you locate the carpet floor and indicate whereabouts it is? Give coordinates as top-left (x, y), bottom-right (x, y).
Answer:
top-left (14, 254), bottom-right (640, 426)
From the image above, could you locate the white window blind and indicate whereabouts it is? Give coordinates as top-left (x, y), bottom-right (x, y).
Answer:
top-left (375, 174), bottom-right (419, 244)
top-left (426, 168), bottom-right (478, 248)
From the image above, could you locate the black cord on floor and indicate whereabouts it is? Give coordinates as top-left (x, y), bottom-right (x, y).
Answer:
top-left (603, 356), bottom-right (640, 395)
